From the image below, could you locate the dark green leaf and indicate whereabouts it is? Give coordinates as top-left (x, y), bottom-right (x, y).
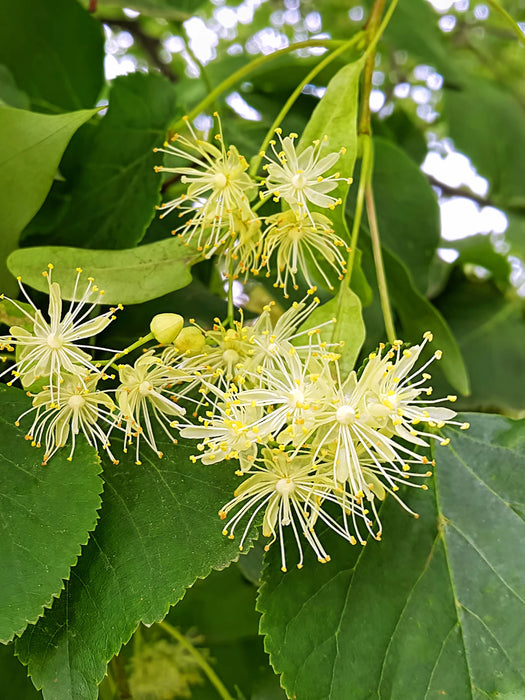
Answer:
top-left (0, 65), bottom-right (29, 109)
top-left (384, 245), bottom-right (470, 396)
top-left (434, 275), bottom-right (525, 412)
top-left (95, 0), bottom-right (206, 19)
top-left (0, 386), bottom-right (102, 643)
top-left (26, 72), bottom-right (177, 250)
top-left (443, 234), bottom-right (511, 288)
top-left (258, 413), bottom-right (525, 698)
top-left (372, 137), bottom-right (441, 293)
top-left (0, 644), bottom-right (41, 699)
top-left (8, 237), bottom-right (198, 306)
top-left (165, 565), bottom-right (285, 699)
top-left (16, 440), bottom-right (256, 699)
top-left (0, 106), bottom-right (98, 293)
top-left (445, 78), bottom-right (525, 207)
top-left (0, 0), bottom-right (104, 113)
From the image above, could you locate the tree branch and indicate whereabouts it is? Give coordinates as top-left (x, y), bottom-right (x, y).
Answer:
top-left (425, 173), bottom-right (492, 207)
top-left (102, 18), bottom-right (178, 83)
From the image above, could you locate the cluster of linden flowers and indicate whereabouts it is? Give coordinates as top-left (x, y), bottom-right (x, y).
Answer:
top-left (0, 268), bottom-right (467, 571)
top-left (153, 115), bottom-right (351, 296)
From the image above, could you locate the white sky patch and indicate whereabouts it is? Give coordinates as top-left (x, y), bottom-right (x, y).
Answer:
top-left (226, 92), bottom-right (262, 121)
top-left (423, 150), bottom-right (488, 195)
top-left (437, 247), bottom-right (460, 263)
top-left (184, 17), bottom-right (219, 63)
top-left (123, 8), bottom-right (140, 18)
top-left (440, 199), bottom-right (508, 241)
top-left (370, 90), bottom-right (385, 112)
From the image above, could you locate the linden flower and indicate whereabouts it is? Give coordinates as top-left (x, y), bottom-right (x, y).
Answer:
top-left (358, 334), bottom-right (470, 444)
top-left (244, 293), bottom-right (339, 376)
top-left (175, 317), bottom-right (257, 385)
top-left (229, 349), bottom-right (331, 444)
top-left (154, 115), bottom-right (258, 255)
top-left (219, 448), bottom-right (363, 571)
top-left (17, 373), bottom-right (118, 465)
top-left (0, 266), bottom-right (119, 402)
top-left (112, 350), bottom-right (188, 464)
top-left (261, 130), bottom-right (350, 220)
top-left (180, 396), bottom-right (264, 471)
top-left (257, 209), bottom-right (348, 296)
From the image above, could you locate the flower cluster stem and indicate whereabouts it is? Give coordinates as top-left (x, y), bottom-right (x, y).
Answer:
top-left (249, 32), bottom-right (365, 178)
top-left (159, 621), bottom-right (234, 700)
top-left (366, 180), bottom-right (396, 344)
top-left (486, 0), bottom-right (524, 42)
top-left (169, 39), bottom-right (354, 133)
top-left (353, 0), bottom-right (398, 343)
top-left (343, 134), bottom-right (372, 287)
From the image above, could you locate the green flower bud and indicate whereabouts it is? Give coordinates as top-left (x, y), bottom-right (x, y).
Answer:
top-left (173, 326), bottom-right (206, 354)
top-left (150, 313), bottom-right (184, 344)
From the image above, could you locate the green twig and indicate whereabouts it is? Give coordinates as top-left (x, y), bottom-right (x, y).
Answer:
top-left (159, 621), bottom-right (234, 700)
top-left (343, 134), bottom-right (372, 288)
top-left (226, 254), bottom-right (235, 326)
top-left (169, 38), bottom-right (354, 132)
top-left (249, 33), bottom-right (365, 178)
top-left (486, 0), bottom-right (524, 43)
top-left (366, 178), bottom-right (396, 343)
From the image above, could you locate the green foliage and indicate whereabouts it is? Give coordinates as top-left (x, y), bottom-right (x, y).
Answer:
top-left (0, 0), bottom-right (104, 113)
top-left (24, 73), bottom-right (177, 250)
top-left (445, 78), bottom-right (525, 208)
top-left (304, 286), bottom-right (365, 378)
top-left (435, 275), bottom-right (525, 412)
top-left (258, 413), bottom-right (525, 699)
top-left (15, 439), bottom-right (256, 699)
top-left (0, 106), bottom-right (98, 292)
top-left (372, 137), bottom-right (441, 294)
top-left (8, 237), bottom-right (198, 305)
top-left (0, 386), bottom-right (102, 643)
top-left (1, 1), bottom-right (525, 698)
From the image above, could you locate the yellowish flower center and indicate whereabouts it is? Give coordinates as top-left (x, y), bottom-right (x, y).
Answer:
top-left (139, 381), bottom-right (152, 396)
top-left (336, 405), bottom-right (356, 425)
top-left (68, 394), bottom-right (85, 410)
top-left (47, 333), bottom-right (64, 349)
top-left (275, 478), bottom-right (295, 496)
top-left (212, 172), bottom-right (228, 189)
top-left (291, 172), bottom-right (307, 189)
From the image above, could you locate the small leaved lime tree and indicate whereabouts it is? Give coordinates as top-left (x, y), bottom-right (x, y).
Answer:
top-left (0, 0), bottom-right (524, 698)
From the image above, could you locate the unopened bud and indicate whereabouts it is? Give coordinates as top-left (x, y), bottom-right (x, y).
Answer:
top-left (174, 326), bottom-right (206, 354)
top-left (150, 313), bottom-right (184, 344)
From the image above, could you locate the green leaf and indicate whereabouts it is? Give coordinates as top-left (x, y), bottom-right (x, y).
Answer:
top-left (445, 78), bottom-right (525, 208)
top-left (0, 0), bottom-right (104, 113)
top-left (165, 565), bottom-right (285, 699)
top-left (7, 237), bottom-right (198, 306)
top-left (0, 299), bottom-right (34, 330)
top-left (383, 246), bottom-right (470, 396)
top-left (16, 440), bottom-right (256, 699)
top-left (372, 137), bottom-right (441, 293)
top-left (305, 286), bottom-right (365, 377)
top-left (258, 413), bottom-right (525, 699)
top-left (442, 234), bottom-right (511, 288)
top-left (0, 106), bottom-right (98, 293)
top-left (95, 0), bottom-right (207, 19)
top-left (379, 0), bottom-right (460, 81)
top-left (24, 73), bottom-right (177, 250)
top-left (0, 65), bottom-right (29, 109)
top-left (0, 644), bottom-right (41, 699)
top-left (0, 386), bottom-right (102, 643)
top-left (434, 276), bottom-right (525, 412)
top-left (298, 59), bottom-right (363, 291)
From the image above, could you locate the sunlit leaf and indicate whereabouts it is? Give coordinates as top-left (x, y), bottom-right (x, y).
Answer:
top-left (7, 237), bottom-right (199, 306)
